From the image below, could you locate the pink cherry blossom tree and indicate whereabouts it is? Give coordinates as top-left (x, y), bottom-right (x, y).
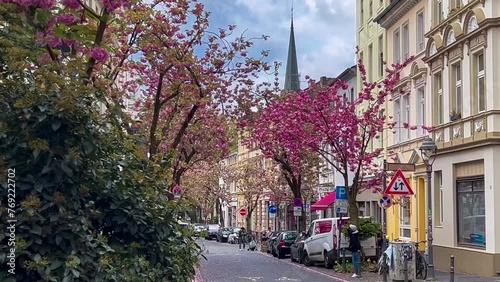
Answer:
top-left (251, 55), bottom-right (418, 226)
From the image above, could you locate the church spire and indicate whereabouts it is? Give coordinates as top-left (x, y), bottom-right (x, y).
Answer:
top-left (284, 5), bottom-right (300, 92)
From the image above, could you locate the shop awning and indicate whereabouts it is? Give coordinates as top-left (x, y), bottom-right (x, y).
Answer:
top-left (311, 192), bottom-right (336, 212)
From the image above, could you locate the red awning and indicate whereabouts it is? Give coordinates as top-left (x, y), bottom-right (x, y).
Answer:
top-left (311, 192), bottom-right (336, 212)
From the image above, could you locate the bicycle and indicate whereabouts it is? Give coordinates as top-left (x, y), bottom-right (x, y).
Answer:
top-left (415, 241), bottom-right (428, 279)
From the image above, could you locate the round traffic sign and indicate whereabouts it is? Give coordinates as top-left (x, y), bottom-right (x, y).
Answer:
top-left (378, 195), bottom-right (392, 209)
top-left (239, 208), bottom-right (247, 217)
top-left (293, 198), bottom-right (302, 207)
top-left (268, 205), bottom-right (277, 214)
top-left (172, 186), bottom-right (182, 196)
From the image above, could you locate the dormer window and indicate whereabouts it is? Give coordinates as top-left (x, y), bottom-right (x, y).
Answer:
top-left (468, 16), bottom-right (479, 33)
top-left (447, 30), bottom-right (456, 45)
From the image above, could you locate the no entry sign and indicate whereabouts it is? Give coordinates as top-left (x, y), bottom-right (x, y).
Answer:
top-left (239, 208), bottom-right (247, 217)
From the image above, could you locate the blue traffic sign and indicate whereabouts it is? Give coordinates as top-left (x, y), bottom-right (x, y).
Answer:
top-left (293, 198), bottom-right (302, 207)
top-left (379, 195), bottom-right (392, 209)
top-left (269, 205), bottom-right (277, 214)
top-left (335, 186), bottom-right (347, 200)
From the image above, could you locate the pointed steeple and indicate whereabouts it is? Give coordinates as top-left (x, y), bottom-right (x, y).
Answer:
top-left (284, 7), bottom-right (300, 92)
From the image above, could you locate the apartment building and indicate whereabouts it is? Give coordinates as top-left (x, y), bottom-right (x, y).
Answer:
top-left (421, 0), bottom-right (500, 276)
top-left (374, 0), bottom-right (430, 252)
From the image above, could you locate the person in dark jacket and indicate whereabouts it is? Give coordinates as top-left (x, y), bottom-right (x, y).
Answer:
top-left (238, 227), bottom-right (247, 250)
top-left (348, 224), bottom-right (362, 278)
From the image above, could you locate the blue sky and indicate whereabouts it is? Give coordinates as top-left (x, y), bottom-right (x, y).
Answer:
top-left (203, 0), bottom-right (357, 89)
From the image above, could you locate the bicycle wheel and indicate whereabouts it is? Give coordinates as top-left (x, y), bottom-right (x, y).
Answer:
top-left (416, 253), bottom-right (428, 279)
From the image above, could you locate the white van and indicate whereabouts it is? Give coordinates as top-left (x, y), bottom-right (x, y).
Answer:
top-left (302, 217), bottom-right (377, 269)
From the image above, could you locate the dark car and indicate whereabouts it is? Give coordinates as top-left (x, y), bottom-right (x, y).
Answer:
top-left (266, 231), bottom-right (281, 253)
top-left (290, 233), bottom-right (307, 263)
top-left (205, 224), bottom-right (219, 240)
top-left (217, 227), bottom-right (232, 243)
top-left (272, 231), bottom-right (298, 259)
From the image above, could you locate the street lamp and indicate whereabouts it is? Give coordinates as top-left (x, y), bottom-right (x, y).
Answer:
top-left (419, 136), bottom-right (437, 281)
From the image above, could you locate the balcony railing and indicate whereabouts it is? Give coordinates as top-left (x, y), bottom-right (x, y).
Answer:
top-left (431, 110), bottom-right (500, 150)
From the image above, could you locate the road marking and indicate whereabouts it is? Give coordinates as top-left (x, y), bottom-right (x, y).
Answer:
top-left (276, 277), bottom-right (300, 281)
top-left (239, 277), bottom-right (264, 281)
top-left (255, 252), bottom-right (350, 282)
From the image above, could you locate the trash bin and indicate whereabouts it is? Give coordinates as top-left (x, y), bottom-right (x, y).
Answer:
top-left (387, 241), bottom-right (416, 281)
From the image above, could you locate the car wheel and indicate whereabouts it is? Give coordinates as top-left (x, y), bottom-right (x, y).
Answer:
top-left (302, 251), bottom-right (312, 266)
top-left (272, 248), bottom-right (277, 257)
top-left (290, 252), bottom-right (296, 262)
top-left (324, 252), bottom-right (334, 269)
top-left (278, 250), bottom-right (284, 259)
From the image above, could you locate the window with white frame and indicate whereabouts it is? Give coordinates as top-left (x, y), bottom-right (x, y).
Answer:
top-left (360, 0), bottom-right (364, 24)
top-left (434, 0), bottom-right (443, 26)
top-left (379, 35), bottom-right (384, 77)
top-left (393, 97), bottom-right (401, 144)
top-left (400, 197), bottom-right (411, 238)
top-left (434, 171), bottom-right (443, 225)
top-left (369, 0), bottom-right (373, 17)
top-left (417, 87), bottom-right (425, 136)
top-left (393, 29), bottom-right (400, 64)
top-left (350, 87), bottom-right (355, 102)
top-left (434, 73), bottom-right (443, 124)
top-left (475, 52), bottom-right (485, 112)
top-left (402, 22), bottom-right (409, 60)
top-left (416, 10), bottom-right (425, 52)
top-left (451, 0), bottom-right (462, 9)
top-left (452, 62), bottom-right (462, 116)
top-left (402, 95), bottom-right (410, 140)
top-left (368, 44), bottom-right (373, 81)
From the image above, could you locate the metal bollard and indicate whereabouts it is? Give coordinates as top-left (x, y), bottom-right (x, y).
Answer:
top-left (450, 255), bottom-right (455, 282)
top-left (403, 253), bottom-right (408, 282)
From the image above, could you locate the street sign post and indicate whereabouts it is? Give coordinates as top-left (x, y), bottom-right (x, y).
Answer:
top-left (384, 169), bottom-right (415, 195)
top-left (336, 206), bottom-right (348, 214)
top-left (239, 208), bottom-right (247, 217)
top-left (303, 202), bottom-right (311, 213)
top-left (293, 206), bottom-right (302, 216)
top-left (334, 186), bottom-right (349, 215)
top-left (269, 205), bottom-right (277, 218)
top-left (293, 198), bottom-right (303, 207)
top-left (378, 195), bottom-right (393, 209)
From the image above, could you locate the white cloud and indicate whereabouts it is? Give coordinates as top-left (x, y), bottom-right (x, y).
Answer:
top-left (204, 0), bottom-right (357, 88)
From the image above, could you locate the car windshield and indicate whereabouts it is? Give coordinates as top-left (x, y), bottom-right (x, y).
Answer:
top-left (207, 225), bottom-right (219, 231)
top-left (283, 232), bottom-right (297, 240)
top-left (233, 228), bottom-right (241, 233)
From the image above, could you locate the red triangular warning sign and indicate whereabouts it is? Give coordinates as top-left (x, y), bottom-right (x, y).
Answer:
top-left (384, 169), bottom-right (414, 195)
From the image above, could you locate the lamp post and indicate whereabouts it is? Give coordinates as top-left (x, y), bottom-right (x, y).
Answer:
top-left (419, 136), bottom-right (438, 281)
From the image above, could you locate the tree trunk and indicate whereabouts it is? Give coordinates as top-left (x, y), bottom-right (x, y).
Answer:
top-left (348, 188), bottom-right (359, 227)
top-left (217, 199), bottom-right (224, 227)
top-left (246, 211), bottom-right (252, 231)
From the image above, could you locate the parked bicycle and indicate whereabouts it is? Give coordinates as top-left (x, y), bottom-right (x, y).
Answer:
top-left (415, 240), bottom-right (428, 279)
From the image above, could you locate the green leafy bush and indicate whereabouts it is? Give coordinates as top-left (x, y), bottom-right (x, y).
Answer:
top-left (0, 8), bottom-right (200, 281)
top-left (342, 217), bottom-right (382, 240)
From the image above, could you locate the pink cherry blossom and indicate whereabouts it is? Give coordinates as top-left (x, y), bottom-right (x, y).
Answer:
top-left (90, 47), bottom-right (109, 62)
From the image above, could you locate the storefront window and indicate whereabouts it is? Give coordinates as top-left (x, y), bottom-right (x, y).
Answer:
top-left (457, 179), bottom-right (485, 247)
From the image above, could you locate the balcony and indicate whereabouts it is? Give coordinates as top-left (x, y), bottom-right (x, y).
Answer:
top-left (431, 110), bottom-right (500, 152)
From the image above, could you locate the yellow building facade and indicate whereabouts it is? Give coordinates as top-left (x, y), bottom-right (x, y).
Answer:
top-left (374, 0), bottom-right (431, 250)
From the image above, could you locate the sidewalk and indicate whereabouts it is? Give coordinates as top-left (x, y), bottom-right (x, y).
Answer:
top-left (415, 270), bottom-right (500, 282)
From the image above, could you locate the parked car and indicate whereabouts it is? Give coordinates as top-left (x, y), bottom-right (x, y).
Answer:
top-left (302, 217), bottom-right (377, 269)
top-left (217, 227), bottom-right (232, 243)
top-left (290, 233), bottom-right (307, 263)
top-left (266, 231), bottom-right (281, 253)
top-left (228, 228), bottom-right (241, 244)
top-left (205, 224), bottom-right (219, 240)
top-left (271, 231), bottom-right (298, 259)
top-left (193, 224), bottom-right (205, 237)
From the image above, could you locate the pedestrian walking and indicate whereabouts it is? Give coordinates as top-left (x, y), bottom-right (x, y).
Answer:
top-left (348, 224), bottom-right (362, 278)
top-left (238, 227), bottom-right (247, 250)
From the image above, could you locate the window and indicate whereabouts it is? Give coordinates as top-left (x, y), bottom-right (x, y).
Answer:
top-left (435, 171), bottom-right (443, 225)
top-left (402, 22), bottom-right (409, 60)
top-left (400, 197), bottom-right (411, 238)
top-left (360, 0), bottom-right (364, 24)
top-left (369, 0), bottom-right (373, 17)
top-left (452, 63), bottom-right (462, 116)
top-left (434, 73), bottom-right (443, 124)
top-left (451, 0), bottom-right (462, 9)
top-left (368, 44), bottom-right (373, 81)
top-left (416, 10), bottom-right (425, 52)
top-left (417, 87), bottom-right (425, 136)
top-left (394, 97), bottom-right (401, 144)
top-left (402, 95), bottom-right (410, 140)
top-left (475, 53), bottom-right (485, 112)
top-left (468, 16), bottom-right (479, 33)
top-left (378, 35), bottom-right (384, 77)
top-left (314, 221), bottom-right (332, 235)
top-left (434, 0), bottom-right (443, 26)
top-left (393, 29), bottom-right (400, 64)
top-left (457, 178), bottom-right (485, 247)
top-left (350, 87), bottom-right (355, 102)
